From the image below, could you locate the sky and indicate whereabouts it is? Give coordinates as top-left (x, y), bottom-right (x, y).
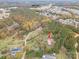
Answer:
top-left (0, 0), bottom-right (79, 2)
top-left (25, 0), bottom-right (78, 2)
top-left (0, 0), bottom-right (78, 1)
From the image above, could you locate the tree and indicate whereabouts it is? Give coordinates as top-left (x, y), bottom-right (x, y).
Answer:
top-left (76, 37), bottom-right (79, 52)
top-left (64, 33), bottom-right (76, 52)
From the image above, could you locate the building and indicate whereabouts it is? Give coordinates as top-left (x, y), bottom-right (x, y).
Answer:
top-left (42, 54), bottom-right (56, 59)
top-left (0, 8), bottom-right (10, 19)
top-left (10, 47), bottom-right (22, 56)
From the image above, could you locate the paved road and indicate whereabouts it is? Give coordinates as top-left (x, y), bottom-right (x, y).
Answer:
top-left (74, 33), bottom-right (79, 59)
top-left (21, 27), bottom-right (43, 59)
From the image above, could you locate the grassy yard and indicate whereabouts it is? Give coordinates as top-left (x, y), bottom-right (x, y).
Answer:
top-left (0, 37), bottom-right (23, 51)
top-left (56, 51), bottom-right (68, 59)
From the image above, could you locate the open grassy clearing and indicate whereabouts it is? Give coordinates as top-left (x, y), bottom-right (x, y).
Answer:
top-left (56, 51), bottom-right (68, 59)
top-left (0, 37), bottom-right (23, 51)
